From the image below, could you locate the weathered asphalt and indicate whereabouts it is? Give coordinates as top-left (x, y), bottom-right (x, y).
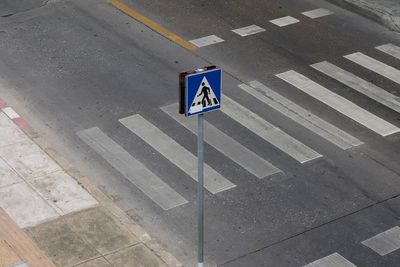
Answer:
top-left (0, 0), bottom-right (400, 266)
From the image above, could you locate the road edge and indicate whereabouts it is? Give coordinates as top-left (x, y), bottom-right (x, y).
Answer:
top-left (327, 0), bottom-right (400, 33)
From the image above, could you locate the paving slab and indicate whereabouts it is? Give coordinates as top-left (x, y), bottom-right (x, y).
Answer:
top-left (0, 140), bottom-right (61, 180)
top-left (0, 157), bottom-right (22, 188)
top-left (0, 182), bottom-right (59, 228)
top-left (65, 207), bottom-right (138, 255)
top-left (26, 218), bottom-right (100, 267)
top-left (105, 244), bottom-right (167, 267)
top-left (0, 240), bottom-right (21, 267)
top-left (31, 170), bottom-right (98, 215)
top-left (8, 262), bottom-right (29, 267)
top-left (75, 257), bottom-right (112, 267)
top-left (0, 113), bottom-right (29, 148)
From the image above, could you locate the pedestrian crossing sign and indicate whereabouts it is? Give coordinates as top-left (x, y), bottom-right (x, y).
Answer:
top-left (181, 67), bottom-right (222, 117)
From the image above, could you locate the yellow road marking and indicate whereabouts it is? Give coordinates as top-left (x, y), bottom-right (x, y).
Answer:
top-left (109, 0), bottom-right (196, 50)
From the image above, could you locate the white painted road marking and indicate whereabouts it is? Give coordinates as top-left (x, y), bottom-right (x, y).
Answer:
top-left (276, 70), bottom-right (400, 136)
top-left (244, 81), bottom-right (363, 149)
top-left (0, 182), bottom-right (59, 228)
top-left (2, 107), bottom-right (20, 119)
top-left (312, 61), bottom-right (400, 114)
top-left (303, 252), bottom-right (357, 267)
top-left (189, 35), bottom-right (224, 47)
top-left (362, 226), bottom-right (400, 256)
top-left (31, 170), bottom-right (98, 215)
top-left (376, 43), bottom-right (400, 60)
top-left (232, 25), bottom-right (266, 37)
top-left (344, 52), bottom-right (400, 85)
top-left (269, 16), bottom-right (299, 27)
top-left (302, 8), bottom-right (333, 19)
top-left (161, 103), bottom-right (282, 179)
top-left (77, 127), bottom-right (188, 210)
top-left (119, 115), bottom-right (236, 194)
top-left (221, 95), bottom-right (322, 163)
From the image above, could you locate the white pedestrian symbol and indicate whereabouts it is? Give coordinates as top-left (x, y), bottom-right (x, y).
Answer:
top-left (189, 77), bottom-right (220, 114)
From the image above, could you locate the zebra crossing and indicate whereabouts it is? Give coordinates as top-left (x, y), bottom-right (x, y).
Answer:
top-left (345, 52), bottom-right (400, 85)
top-left (77, 43), bottom-right (400, 212)
top-left (304, 226), bottom-right (400, 266)
top-left (161, 103), bottom-right (282, 179)
top-left (77, 127), bottom-right (188, 210)
top-left (276, 70), bottom-right (400, 137)
top-left (119, 114), bottom-right (236, 194)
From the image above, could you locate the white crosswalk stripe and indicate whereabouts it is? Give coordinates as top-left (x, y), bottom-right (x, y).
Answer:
top-left (189, 35), bottom-right (224, 48)
top-left (77, 127), bottom-right (188, 210)
top-left (376, 43), bottom-right (400, 60)
top-left (161, 103), bottom-right (282, 179)
top-left (344, 52), bottom-right (400, 85)
top-left (362, 226), bottom-right (400, 256)
top-left (269, 16), bottom-right (300, 27)
top-left (312, 61), bottom-right (400, 114)
top-left (303, 252), bottom-right (357, 267)
top-left (232, 25), bottom-right (266, 37)
top-left (276, 70), bottom-right (400, 137)
top-left (302, 8), bottom-right (333, 19)
top-left (241, 81), bottom-right (363, 149)
top-left (119, 115), bottom-right (236, 194)
top-left (221, 95), bottom-right (322, 163)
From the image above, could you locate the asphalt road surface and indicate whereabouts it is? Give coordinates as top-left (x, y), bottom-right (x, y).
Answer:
top-left (1, 0), bottom-right (400, 266)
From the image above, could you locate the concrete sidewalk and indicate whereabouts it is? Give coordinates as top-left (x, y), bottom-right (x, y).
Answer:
top-left (329, 0), bottom-right (400, 32)
top-left (0, 99), bottom-right (182, 267)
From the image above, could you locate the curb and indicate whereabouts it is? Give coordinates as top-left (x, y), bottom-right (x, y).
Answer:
top-left (0, 97), bottom-right (184, 267)
top-left (327, 0), bottom-right (400, 33)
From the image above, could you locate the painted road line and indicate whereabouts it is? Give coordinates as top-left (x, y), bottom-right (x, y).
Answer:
top-left (344, 52), bottom-right (400, 85)
top-left (244, 81), bottom-right (363, 149)
top-left (0, 182), bottom-right (59, 228)
top-left (276, 70), bottom-right (400, 136)
top-left (1, 107), bottom-right (20, 119)
top-left (232, 25), bottom-right (266, 37)
top-left (120, 115), bottom-right (236, 194)
top-left (189, 35), bottom-right (224, 48)
top-left (269, 16), bottom-right (300, 27)
top-left (362, 226), bottom-right (400, 256)
top-left (376, 43), bottom-right (400, 60)
top-left (302, 8), bottom-right (333, 19)
top-left (161, 103), bottom-right (282, 179)
top-left (303, 252), bottom-right (357, 267)
top-left (31, 170), bottom-right (98, 215)
top-left (312, 61), bottom-right (400, 114)
top-left (77, 127), bottom-right (188, 210)
top-left (221, 95), bottom-right (322, 163)
top-left (108, 0), bottom-right (196, 50)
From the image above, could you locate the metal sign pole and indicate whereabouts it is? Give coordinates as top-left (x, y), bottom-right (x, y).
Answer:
top-left (197, 113), bottom-right (204, 267)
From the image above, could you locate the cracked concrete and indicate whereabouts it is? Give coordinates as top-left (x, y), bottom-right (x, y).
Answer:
top-left (329, 0), bottom-right (400, 32)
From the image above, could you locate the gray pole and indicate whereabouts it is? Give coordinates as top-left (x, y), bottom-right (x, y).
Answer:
top-left (197, 113), bottom-right (204, 267)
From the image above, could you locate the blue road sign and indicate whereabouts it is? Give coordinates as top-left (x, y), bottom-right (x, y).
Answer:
top-left (185, 68), bottom-right (222, 117)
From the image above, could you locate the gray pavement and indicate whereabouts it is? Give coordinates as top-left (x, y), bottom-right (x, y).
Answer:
top-left (0, 0), bottom-right (400, 266)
